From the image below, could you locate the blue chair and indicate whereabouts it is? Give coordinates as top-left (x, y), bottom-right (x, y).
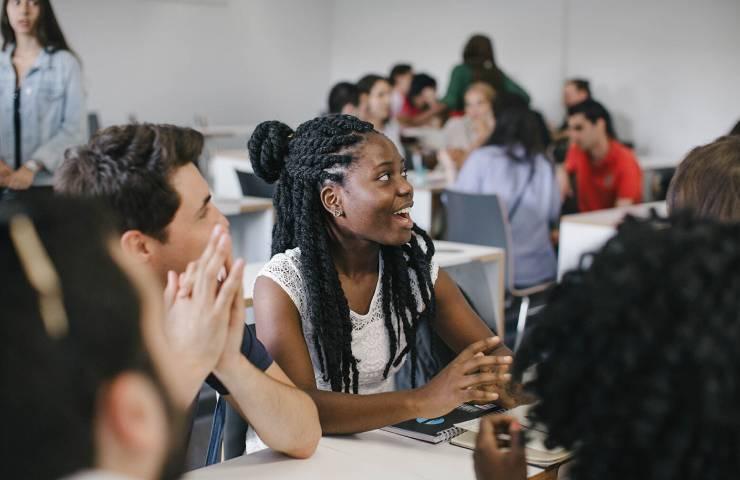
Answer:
top-left (443, 190), bottom-right (553, 350)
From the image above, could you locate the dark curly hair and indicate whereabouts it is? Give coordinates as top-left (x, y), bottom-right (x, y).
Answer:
top-left (54, 123), bottom-right (204, 241)
top-left (513, 214), bottom-right (740, 480)
top-left (248, 114), bottom-right (436, 393)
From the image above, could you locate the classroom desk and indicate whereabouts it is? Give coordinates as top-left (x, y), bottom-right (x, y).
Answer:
top-left (196, 124), bottom-right (255, 139)
top-left (407, 170), bottom-right (449, 236)
top-left (558, 201), bottom-right (667, 279)
top-left (242, 240), bottom-right (506, 337)
top-left (401, 126), bottom-right (446, 150)
top-left (210, 149), bottom-right (251, 199)
top-left (214, 196), bottom-right (274, 263)
top-left (185, 429), bottom-right (556, 480)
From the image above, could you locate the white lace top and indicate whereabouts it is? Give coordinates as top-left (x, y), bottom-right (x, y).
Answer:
top-left (258, 244), bottom-right (439, 394)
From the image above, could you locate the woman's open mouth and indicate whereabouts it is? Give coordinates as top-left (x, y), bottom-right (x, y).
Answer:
top-left (393, 206), bottom-right (413, 229)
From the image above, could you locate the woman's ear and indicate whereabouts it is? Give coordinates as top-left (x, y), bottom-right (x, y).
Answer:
top-left (320, 184), bottom-right (343, 218)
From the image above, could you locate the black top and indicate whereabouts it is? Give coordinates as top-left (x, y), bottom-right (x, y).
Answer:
top-left (13, 86), bottom-right (21, 170)
top-left (205, 323), bottom-right (274, 394)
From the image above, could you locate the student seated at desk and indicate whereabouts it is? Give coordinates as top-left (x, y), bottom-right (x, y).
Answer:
top-left (452, 103), bottom-right (560, 287)
top-left (441, 34), bottom-right (529, 116)
top-left (441, 81), bottom-right (496, 172)
top-left (388, 63), bottom-right (413, 118)
top-left (397, 73), bottom-right (445, 128)
top-left (357, 74), bottom-right (403, 154)
top-left (1, 197), bottom-right (195, 480)
top-left (248, 114), bottom-right (521, 435)
top-left (560, 99), bottom-right (642, 212)
top-left (327, 81), bottom-right (360, 116)
top-left (55, 124), bottom-right (320, 462)
top-left (475, 214), bottom-right (740, 480)
top-left (558, 78), bottom-right (591, 134)
top-left (667, 135), bottom-right (740, 222)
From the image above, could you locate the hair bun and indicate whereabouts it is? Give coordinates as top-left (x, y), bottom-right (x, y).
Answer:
top-left (248, 121), bottom-right (294, 183)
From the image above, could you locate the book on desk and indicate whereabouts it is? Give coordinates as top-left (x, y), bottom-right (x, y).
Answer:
top-left (381, 403), bottom-right (504, 444)
top-left (383, 402), bottom-right (571, 468)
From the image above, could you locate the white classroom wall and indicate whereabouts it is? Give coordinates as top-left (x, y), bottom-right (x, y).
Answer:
top-left (51, 0), bottom-right (739, 162)
top-left (55, 0), bottom-right (333, 128)
top-left (330, 0), bottom-right (740, 162)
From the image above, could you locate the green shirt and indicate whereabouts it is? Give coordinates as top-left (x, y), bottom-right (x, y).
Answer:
top-left (441, 63), bottom-right (531, 111)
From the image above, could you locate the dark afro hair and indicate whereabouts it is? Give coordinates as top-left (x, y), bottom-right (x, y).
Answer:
top-left (514, 213), bottom-right (740, 480)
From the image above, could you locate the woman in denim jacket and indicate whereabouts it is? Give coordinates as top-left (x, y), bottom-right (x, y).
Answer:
top-left (0, 0), bottom-right (85, 195)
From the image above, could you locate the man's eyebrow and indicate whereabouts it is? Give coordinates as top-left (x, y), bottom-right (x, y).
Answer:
top-left (196, 194), bottom-right (212, 216)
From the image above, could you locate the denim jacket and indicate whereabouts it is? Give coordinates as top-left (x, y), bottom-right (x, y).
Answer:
top-left (0, 46), bottom-right (86, 186)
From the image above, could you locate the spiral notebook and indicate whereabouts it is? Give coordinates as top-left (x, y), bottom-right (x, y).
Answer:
top-left (381, 403), bottom-right (505, 444)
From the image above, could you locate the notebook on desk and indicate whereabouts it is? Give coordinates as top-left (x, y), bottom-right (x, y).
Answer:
top-left (450, 405), bottom-right (572, 468)
top-left (381, 403), bottom-right (505, 444)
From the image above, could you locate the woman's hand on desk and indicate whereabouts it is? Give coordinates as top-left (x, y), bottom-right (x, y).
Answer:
top-left (413, 336), bottom-right (512, 419)
top-left (474, 415), bottom-right (527, 480)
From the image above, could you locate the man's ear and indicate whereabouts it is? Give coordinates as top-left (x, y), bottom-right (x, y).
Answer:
top-left (596, 118), bottom-right (607, 134)
top-left (120, 230), bottom-right (156, 265)
top-left (320, 184), bottom-right (343, 217)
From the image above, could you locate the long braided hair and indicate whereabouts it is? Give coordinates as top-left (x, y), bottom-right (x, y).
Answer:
top-left (248, 114), bottom-right (436, 393)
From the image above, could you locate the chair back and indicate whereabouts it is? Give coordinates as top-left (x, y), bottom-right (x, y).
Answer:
top-left (443, 189), bottom-right (515, 290)
top-left (87, 112), bottom-right (100, 140)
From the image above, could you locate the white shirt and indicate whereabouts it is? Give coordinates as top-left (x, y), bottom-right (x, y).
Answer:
top-left (258, 244), bottom-right (439, 394)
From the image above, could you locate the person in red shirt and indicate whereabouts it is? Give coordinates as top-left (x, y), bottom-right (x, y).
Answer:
top-left (398, 73), bottom-right (445, 127)
top-left (559, 99), bottom-right (642, 212)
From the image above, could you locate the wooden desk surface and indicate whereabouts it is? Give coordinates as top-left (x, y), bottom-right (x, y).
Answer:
top-left (242, 240), bottom-right (504, 307)
top-left (214, 196), bottom-right (273, 215)
top-left (186, 429), bottom-right (554, 480)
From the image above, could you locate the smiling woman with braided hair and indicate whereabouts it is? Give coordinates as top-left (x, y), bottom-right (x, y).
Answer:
top-left (250, 114), bottom-right (518, 434)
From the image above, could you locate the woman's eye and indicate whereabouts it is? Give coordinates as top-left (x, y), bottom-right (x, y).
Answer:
top-left (401, 168), bottom-right (408, 178)
top-left (378, 173), bottom-right (390, 182)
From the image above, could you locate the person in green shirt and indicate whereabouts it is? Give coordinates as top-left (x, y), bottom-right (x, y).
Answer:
top-left (442, 34), bottom-right (530, 114)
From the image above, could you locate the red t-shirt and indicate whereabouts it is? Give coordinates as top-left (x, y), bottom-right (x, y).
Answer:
top-left (565, 140), bottom-right (643, 212)
top-left (400, 97), bottom-right (423, 118)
